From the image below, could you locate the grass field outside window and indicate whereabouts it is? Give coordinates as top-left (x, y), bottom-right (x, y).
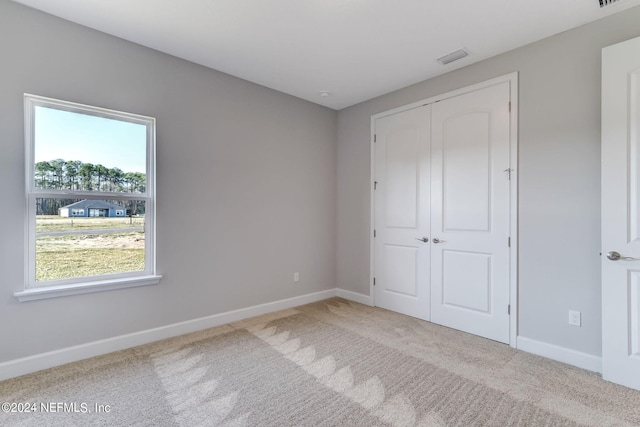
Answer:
top-left (35, 216), bottom-right (145, 282)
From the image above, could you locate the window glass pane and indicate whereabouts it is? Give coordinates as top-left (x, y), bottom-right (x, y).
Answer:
top-left (25, 95), bottom-right (156, 293)
top-left (36, 198), bottom-right (145, 282)
top-left (33, 106), bottom-right (147, 193)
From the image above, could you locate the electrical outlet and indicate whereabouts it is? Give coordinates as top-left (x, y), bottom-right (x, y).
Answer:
top-left (294, 272), bottom-right (300, 283)
top-left (568, 310), bottom-right (581, 327)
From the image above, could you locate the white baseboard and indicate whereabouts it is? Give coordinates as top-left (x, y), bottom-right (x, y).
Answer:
top-left (336, 288), bottom-right (372, 306)
top-left (12, 289), bottom-right (603, 382)
top-left (0, 288), bottom-right (337, 381)
top-left (517, 336), bottom-right (602, 373)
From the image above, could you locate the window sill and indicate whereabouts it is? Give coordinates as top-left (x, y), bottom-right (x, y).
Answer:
top-left (14, 275), bottom-right (162, 302)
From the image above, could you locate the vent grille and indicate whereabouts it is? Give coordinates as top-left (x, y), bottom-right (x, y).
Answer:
top-left (437, 48), bottom-right (469, 65)
top-left (599, 0), bottom-right (620, 7)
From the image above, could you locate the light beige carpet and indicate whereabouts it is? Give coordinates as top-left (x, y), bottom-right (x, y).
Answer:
top-left (2, 298), bottom-right (640, 426)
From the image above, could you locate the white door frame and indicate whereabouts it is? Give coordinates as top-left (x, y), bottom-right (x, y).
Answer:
top-left (369, 72), bottom-right (519, 347)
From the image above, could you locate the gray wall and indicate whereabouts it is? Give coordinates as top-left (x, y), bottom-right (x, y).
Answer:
top-left (0, 0), bottom-right (337, 363)
top-left (337, 7), bottom-right (640, 357)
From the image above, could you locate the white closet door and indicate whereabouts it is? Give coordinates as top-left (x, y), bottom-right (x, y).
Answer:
top-left (430, 82), bottom-right (511, 344)
top-left (374, 105), bottom-right (431, 320)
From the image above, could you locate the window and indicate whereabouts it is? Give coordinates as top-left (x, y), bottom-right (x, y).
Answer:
top-left (15, 94), bottom-right (160, 302)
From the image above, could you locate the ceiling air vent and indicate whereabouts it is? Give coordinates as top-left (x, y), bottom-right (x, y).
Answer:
top-left (437, 48), bottom-right (469, 65)
top-left (599, 0), bottom-right (620, 7)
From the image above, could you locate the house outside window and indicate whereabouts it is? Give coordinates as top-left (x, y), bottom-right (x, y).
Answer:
top-left (16, 94), bottom-right (160, 302)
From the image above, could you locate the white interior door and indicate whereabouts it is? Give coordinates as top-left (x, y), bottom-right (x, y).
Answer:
top-left (374, 105), bottom-right (431, 320)
top-left (602, 36), bottom-right (640, 390)
top-left (430, 82), bottom-right (511, 344)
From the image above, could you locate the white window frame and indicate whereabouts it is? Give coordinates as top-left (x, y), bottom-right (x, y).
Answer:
top-left (15, 94), bottom-right (161, 302)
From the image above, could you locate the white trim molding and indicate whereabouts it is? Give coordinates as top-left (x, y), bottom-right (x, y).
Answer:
top-left (336, 289), bottom-right (372, 306)
top-left (14, 275), bottom-right (162, 302)
top-left (1, 287), bottom-right (607, 382)
top-left (0, 288), bottom-right (338, 381)
top-left (517, 336), bottom-right (602, 373)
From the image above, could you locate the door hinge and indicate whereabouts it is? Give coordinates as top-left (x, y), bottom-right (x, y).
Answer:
top-left (508, 237), bottom-right (511, 247)
top-left (374, 181), bottom-right (378, 190)
top-left (508, 304), bottom-right (511, 315)
top-left (374, 134), bottom-right (377, 143)
top-left (374, 229), bottom-right (377, 238)
top-left (373, 277), bottom-right (376, 286)
top-left (508, 102), bottom-right (511, 112)
top-left (504, 168), bottom-right (512, 180)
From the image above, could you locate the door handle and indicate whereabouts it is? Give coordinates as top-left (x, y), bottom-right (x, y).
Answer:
top-left (415, 237), bottom-right (429, 243)
top-left (607, 251), bottom-right (638, 261)
top-left (433, 238), bottom-right (446, 244)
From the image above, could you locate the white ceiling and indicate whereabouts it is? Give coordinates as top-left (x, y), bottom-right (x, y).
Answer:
top-left (12, 0), bottom-right (640, 110)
